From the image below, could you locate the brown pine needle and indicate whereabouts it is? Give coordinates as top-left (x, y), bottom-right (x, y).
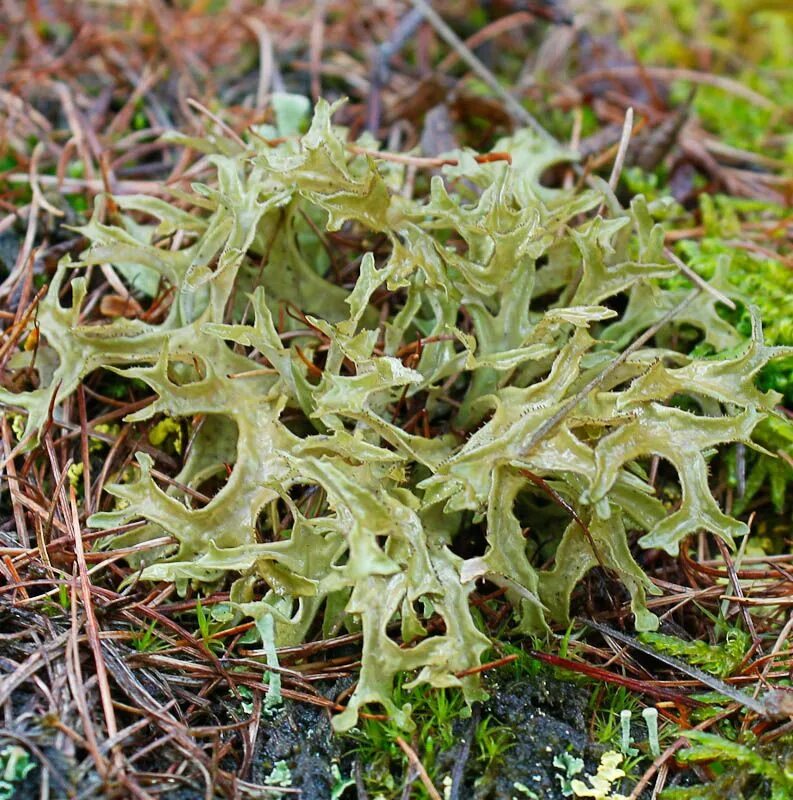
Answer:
top-left (69, 485), bottom-right (124, 774)
top-left (395, 736), bottom-right (443, 800)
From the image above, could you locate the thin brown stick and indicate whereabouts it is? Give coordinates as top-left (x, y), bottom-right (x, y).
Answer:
top-left (54, 82), bottom-right (97, 181)
top-left (77, 385), bottom-right (93, 517)
top-left (409, 0), bottom-right (555, 144)
top-left (663, 247), bottom-right (736, 310)
top-left (67, 575), bottom-right (109, 779)
top-left (455, 654), bottom-right (518, 678)
top-left (395, 736), bottom-right (443, 800)
top-left (436, 11), bottom-right (540, 73)
top-left (715, 537), bottom-right (762, 653)
top-left (29, 142), bottom-right (64, 217)
top-left (5, 172), bottom-right (169, 195)
top-left (627, 712), bottom-right (732, 800)
top-left (608, 106), bottom-right (633, 191)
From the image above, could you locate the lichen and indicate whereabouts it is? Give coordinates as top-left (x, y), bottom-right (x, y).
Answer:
top-left (569, 751), bottom-right (628, 800)
top-left (1, 99), bottom-right (789, 731)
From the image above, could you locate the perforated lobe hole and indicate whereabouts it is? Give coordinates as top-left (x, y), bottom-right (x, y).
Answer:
top-left (188, 464), bottom-right (233, 509)
top-left (255, 497), bottom-right (292, 542)
top-left (254, 483), bottom-right (326, 543)
top-left (288, 482), bottom-right (327, 519)
top-left (166, 354), bottom-right (209, 387)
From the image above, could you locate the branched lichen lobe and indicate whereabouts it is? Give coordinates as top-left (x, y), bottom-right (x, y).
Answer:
top-left (2, 99), bottom-right (790, 731)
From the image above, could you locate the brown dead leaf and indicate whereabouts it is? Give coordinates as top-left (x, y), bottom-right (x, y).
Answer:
top-left (99, 294), bottom-right (144, 318)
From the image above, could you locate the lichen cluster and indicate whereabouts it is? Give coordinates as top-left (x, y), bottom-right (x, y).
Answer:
top-left (2, 100), bottom-right (789, 730)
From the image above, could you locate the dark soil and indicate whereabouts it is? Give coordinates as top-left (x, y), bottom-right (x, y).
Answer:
top-left (244, 671), bottom-right (610, 800)
top-left (251, 679), bottom-right (351, 799)
top-left (467, 675), bottom-right (605, 800)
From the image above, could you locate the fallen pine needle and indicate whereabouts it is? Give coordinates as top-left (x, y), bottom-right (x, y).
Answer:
top-left (395, 736), bottom-right (443, 800)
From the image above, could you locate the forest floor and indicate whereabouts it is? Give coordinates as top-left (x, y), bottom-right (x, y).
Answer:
top-left (0, 2), bottom-right (791, 799)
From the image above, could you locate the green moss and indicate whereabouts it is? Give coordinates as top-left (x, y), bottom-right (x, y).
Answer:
top-left (344, 679), bottom-right (510, 798)
top-left (661, 732), bottom-right (793, 800)
top-left (616, 0), bottom-right (793, 159)
top-left (637, 628), bottom-right (750, 678)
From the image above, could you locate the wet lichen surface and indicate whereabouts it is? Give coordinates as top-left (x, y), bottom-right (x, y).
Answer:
top-left (4, 98), bottom-right (788, 737)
